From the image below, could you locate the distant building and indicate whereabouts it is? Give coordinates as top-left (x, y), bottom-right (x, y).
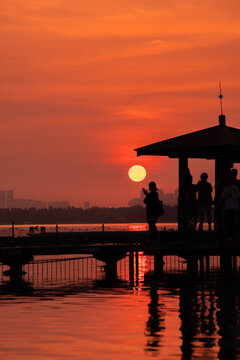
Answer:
top-left (129, 188), bottom-right (164, 207)
top-left (140, 190), bottom-right (145, 201)
top-left (84, 201), bottom-right (90, 209)
top-left (48, 201), bottom-right (70, 209)
top-left (6, 190), bottom-right (14, 208)
top-left (0, 189), bottom-right (74, 209)
top-left (128, 198), bottom-right (142, 207)
top-left (0, 191), bottom-right (6, 208)
top-left (13, 198), bottom-right (47, 209)
top-left (164, 193), bottom-right (175, 206)
top-left (174, 189), bottom-right (179, 203)
top-left (128, 188), bottom-right (179, 208)
top-left (158, 189), bottom-right (164, 201)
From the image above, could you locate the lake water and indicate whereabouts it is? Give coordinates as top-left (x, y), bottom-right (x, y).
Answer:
top-left (0, 224), bottom-right (239, 359)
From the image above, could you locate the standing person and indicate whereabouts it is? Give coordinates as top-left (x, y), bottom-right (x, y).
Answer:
top-left (196, 172), bottom-right (213, 232)
top-left (221, 174), bottom-right (240, 236)
top-left (183, 168), bottom-right (197, 231)
top-left (143, 182), bottom-right (159, 239)
top-left (230, 168), bottom-right (240, 191)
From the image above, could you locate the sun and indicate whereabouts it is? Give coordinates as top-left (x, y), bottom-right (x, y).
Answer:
top-left (128, 165), bottom-right (146, 182)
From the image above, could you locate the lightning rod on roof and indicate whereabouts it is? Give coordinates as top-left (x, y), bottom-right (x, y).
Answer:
top-left (218, 82), bottom-right (226, 126)
top-left (219, 81), bottom-right (223, 115)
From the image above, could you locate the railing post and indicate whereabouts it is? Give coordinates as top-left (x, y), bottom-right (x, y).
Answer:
top-left (11, 221), bottom-right (15, 239)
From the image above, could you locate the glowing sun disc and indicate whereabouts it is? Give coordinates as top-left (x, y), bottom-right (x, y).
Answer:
top-left (128, 165), bottom-right (146, 182)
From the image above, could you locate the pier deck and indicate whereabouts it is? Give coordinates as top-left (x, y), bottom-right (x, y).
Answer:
top-left (0, 230), bottom-right (239, 258)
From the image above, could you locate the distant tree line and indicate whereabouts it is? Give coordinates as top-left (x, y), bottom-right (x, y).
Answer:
top-left (0, 205), bottom-right (178, 225)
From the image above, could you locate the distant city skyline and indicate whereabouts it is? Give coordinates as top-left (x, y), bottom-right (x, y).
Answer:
top-left (0, 188), bottom-right (180, 209)
top-left (0, 190), bottom-right (70, 209)
top-left (128, 188), bottom-right (178, 207)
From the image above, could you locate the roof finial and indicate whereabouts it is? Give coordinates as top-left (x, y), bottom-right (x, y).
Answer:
top-left (218, 81), bottom-right (226, 126)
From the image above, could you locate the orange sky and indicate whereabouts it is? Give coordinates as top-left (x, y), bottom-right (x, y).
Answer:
top-left (1, 0), bottom-right (240, 206)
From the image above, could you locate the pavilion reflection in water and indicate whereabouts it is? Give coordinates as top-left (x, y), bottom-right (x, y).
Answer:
top-left (1, 253), bottom-right (240, 359)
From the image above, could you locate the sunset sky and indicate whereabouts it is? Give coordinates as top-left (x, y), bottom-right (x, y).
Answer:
top-left (1, 0), bottom-right (240, 207)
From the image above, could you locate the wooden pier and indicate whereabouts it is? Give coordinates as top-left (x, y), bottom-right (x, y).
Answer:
top-left (0, 229), bottom-right (239, 282)
top-left (0, 230), bottom-right (239, 263)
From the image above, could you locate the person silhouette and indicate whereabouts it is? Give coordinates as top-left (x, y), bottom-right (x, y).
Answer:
top-left (143, 182), bottom-right (159, 239)
top-left (183, 168), bottom-right (197, 231)
top-left (230, 168), bottom-right (240, 191)
top-left (196, 172), bottom-right (213, 232)
top-left (221, 173), bottom-right (240, 236)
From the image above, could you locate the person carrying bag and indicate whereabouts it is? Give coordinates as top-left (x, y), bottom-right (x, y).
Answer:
top-left (143, 182), bottom-right (164, 239)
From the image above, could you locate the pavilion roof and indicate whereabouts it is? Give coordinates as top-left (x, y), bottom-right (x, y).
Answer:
top-left (135, 120), bottom-right (240, 161)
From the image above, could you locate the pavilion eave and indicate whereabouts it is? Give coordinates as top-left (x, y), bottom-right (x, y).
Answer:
top-left (136, 145), bottom-right (240, 162)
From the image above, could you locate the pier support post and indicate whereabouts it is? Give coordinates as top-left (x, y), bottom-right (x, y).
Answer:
top-left (129, 251), bottom-right (134, 287)
top-left (1, 254), bottom-right (34, 283)
top-left (93, 250), bottom-right (126, 281)
top-left (154, 253), bottom-right (164, 274)
top-left (105, 259), bottom-right (117, 279)
top-left (187, 258), bottom-right (198, 274)
top-left (200, 257), bottom-right (204, 275)
top-left (232, 256), bottom-right (237, 273)
top-left (205, 256), bottom-right (210, 273)
top-left (178, 157), bottom-right (188, 232)
top-left (220, 255), bottom-right (232, 276)
top-left (11, 221), bottom-right (15, 239)
top-left (8, 264), bottom-right (24, 282)
top-left (135, 251), bottom-right (139, 286)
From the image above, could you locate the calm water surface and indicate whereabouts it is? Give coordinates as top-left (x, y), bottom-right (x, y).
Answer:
top-left (0, 225), bottom-right (239, 359)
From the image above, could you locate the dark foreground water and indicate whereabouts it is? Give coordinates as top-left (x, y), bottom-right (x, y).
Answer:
top-left (0, 252), bottom-right (240, 360)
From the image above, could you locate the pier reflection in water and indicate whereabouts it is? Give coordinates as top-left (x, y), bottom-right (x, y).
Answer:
top-left (0, 254), bottom-right (240, 359)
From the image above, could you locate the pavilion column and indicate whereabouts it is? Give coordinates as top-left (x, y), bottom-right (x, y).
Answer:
top-left (214, 156), bottom-right (233, 231)
top-left (178, 157), bottom-right (188, 231)
top-left (215, 157), bottom-right (233, 200)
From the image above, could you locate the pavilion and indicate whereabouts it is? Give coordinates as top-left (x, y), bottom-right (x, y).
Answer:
top-left (135, 114), bottom-right (240, 231)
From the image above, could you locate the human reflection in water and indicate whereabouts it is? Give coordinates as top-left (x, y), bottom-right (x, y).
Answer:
top-left (144, 262), bottom-right (219, 358)
top-left (179, 277), bottom-right (198, 359)
top-left (216, 257), bottom-right (240, 360)
top-left (179, 271), bottom-right (217, 359)
top-left (200, 287), bottom-right (216, 346)
top-left (144, 279), bottom-right (165, 354)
